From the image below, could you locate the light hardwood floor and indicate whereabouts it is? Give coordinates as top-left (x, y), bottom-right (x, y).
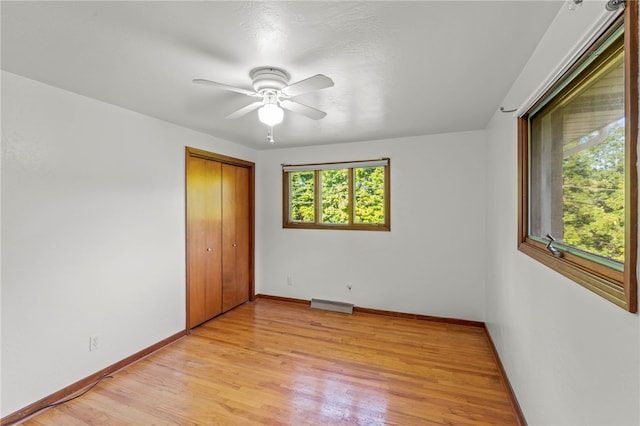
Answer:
top-left (20, 299), bottom-right (519, 425)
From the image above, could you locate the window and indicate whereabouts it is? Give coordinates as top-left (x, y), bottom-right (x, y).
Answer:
top-left (518, 4), bottom-right (637, 312)
top-left (283, 159), bottom-right (390, 231)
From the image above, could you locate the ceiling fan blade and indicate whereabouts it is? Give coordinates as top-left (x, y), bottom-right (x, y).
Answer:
top-left (280, 100), bottom-right (327, 120)
top-left (281, 74), bottom-right (334, 97)
top-left (192, 78), bottom-right (258, 97)
top-left (226, 101), bottom-right (263, 119)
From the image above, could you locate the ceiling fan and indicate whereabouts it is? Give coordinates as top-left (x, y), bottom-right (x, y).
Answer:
top-left (193, 67), bottom-right (334, 130)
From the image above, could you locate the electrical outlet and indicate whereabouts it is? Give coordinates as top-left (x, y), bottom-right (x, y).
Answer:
top-left (287, 276), bottom-right (294, 286)
top-left (89, 336), bottom-right (100, 352)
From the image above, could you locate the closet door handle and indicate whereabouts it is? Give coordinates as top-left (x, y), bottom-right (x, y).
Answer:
top-left (206, 247), bottom-right (212, 252)
top-left (232, 243), bottom-right (237, 247)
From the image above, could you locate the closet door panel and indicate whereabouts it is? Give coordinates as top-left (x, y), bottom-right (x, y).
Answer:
top-left (221, 164), bottom-right (250, 312)
top-left (187, 156), bottom-right (222, 328)
top-left (221, 163), bottom-right (237, 312)
top-left (203, 160), bottom-right (223, 320)
top-left (234, 166), bottom-right (251, 306)
top-left (186, 156), bottom-right (208, 327)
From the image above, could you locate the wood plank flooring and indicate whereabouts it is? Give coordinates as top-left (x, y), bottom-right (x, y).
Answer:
top-left (19, 299), bottom-right (519, 425)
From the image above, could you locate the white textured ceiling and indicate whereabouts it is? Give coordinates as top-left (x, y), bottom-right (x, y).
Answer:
top-left (1, 1), bottom-right (562, 149)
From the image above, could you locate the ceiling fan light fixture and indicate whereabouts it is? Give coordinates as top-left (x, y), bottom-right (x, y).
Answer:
top-left (258, 100), bottom-right (284, 126)
top-left (193, 66), bottom-right (334, 133)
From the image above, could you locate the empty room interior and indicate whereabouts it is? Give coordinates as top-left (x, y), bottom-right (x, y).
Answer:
top-left (2, 1), bottom-right (639, 425)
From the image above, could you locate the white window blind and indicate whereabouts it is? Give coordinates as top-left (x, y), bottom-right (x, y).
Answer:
top-left (515, 6), bottom-right (623, 117)
top-left (282, 158), bottom-right (389, 172)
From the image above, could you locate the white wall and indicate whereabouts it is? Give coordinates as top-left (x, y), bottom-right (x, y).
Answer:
top-left (0, 71), bottom-right (256, 416)
top-left (256, 131), bottom-right (488, 321)
top-left (485, 2), bottom-right (639, 425)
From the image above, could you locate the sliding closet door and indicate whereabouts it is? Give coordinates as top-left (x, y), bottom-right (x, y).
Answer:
top-left (186, 147), bottom-right (254, 330)
top-left (186, 156), bottom-right (222, 328)
top-left (221, 163), bottom-right (251, 312)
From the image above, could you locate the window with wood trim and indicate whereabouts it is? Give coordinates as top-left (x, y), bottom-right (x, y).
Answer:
top-left (518, 4), bottom-right (637, 312)
top-left (283, 159), bottom-right (390, 231)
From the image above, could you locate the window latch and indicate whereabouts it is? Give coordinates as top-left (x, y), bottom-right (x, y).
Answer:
top-left (545, 234), bottom-right (563, 258)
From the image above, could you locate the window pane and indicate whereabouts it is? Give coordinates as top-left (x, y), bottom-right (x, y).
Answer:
top-left (289, 171), bottom-right (315, 222)
top-left (321, 169), bottom-right (348, 224)
top-left (563, 119), bottom-right (625, 262)
top-left (283, 159), bottom-right (390, 231)
top-left (529, 36), bottom-right (624, 265)
top-left (354, 167), bottom-right (385, 224)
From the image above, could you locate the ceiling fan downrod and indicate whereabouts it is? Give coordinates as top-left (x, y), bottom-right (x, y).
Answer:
top-left (267, 126), bottom-right (275, 144)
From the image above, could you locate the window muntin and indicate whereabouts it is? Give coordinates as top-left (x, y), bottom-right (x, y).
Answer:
top-left (283, 159), bottom-right (390, 231)
top-left (518, 8), bottom-right (637, 312)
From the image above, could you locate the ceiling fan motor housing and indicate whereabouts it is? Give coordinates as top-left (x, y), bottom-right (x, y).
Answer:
top-left (250, 67), bottom-right (290, 94)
